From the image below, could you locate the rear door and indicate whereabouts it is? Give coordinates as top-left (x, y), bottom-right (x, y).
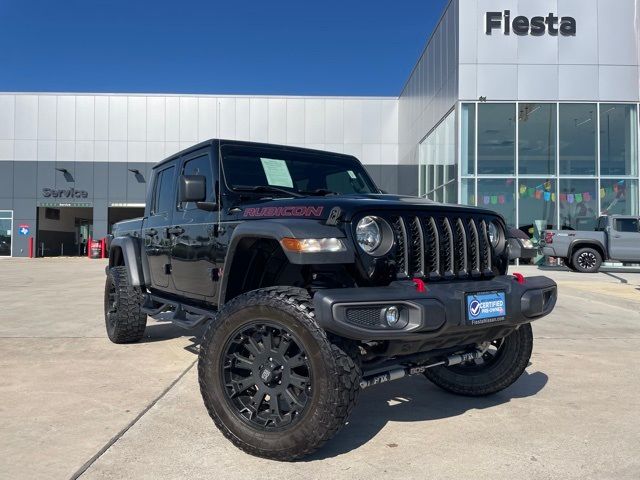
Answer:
top-left (144, 163), bottom-right (176, 289)
top-left (169, 149), bottom-right (220, 300)
top-left (609, 217), bottom-right (640, 261)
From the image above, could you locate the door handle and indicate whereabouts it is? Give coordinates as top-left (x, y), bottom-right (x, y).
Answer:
top-left (614, 235), bottom-right (621, 238)
top-left (145, 228), bottom-right (157, 236)
top-left (167, 226), bottom-right (185, 236)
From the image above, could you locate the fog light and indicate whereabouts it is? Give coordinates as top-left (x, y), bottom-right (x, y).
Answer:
top-left (385, 306), bottom-right (400, 326)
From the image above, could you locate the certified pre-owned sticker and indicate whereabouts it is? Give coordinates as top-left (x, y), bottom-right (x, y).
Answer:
top-left (466, 291), bottom-right (506, 325)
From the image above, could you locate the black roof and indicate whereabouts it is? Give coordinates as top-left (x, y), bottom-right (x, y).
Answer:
top-left (152, 139), bottom-right (358, 169)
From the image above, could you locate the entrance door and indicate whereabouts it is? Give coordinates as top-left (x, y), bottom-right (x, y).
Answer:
top-left (0, 211), bottom-right (12, 256)
top-left (170, 150), bottom-right (220, 300)
top-left (77, 220), bottom-right (92, 256)
top-left (144, 164), bottom-right (176, 289)
top-left (609, 217), bottom-right (640, 261)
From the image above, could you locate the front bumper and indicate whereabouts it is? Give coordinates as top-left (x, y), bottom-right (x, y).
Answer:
top-left (313, 275), bottom-right (557, 342)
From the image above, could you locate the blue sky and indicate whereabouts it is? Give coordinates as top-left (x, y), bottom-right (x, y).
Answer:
top-left (0, 0), bottom-right (447, 95)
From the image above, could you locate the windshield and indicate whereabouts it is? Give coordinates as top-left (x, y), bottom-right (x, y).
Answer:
top-left (221, 145), bottom-right (379, 196)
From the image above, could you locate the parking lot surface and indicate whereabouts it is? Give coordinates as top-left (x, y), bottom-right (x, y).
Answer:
top-left (1, 258), bottom-right (639, 479)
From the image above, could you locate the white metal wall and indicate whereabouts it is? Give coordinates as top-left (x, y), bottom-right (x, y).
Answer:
top-left (0, 93), bottom-right (398, 165)
top-left (458, 0), bottom-right (640, 102)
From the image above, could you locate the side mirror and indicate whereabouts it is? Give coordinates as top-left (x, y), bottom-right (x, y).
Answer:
top-left (179, 175), bottom-right (206, 203)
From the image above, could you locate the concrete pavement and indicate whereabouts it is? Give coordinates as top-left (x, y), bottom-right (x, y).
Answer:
top-left (1, 260), bottom-right (639, 479)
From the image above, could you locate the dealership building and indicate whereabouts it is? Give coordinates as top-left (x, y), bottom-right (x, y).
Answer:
top-left (1, 0), bottom-right (639, 257)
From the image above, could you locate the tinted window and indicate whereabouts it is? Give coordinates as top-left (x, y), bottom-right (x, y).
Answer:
top-left (180, 155), bottom-right (214, 210)
top-left (478, 103), bottom-right (515, 175)
top-left (600, 104), bottom-right (638, 176)
top-left (152, 166), bottom-right (175, 215)
top-left (615, 218), bottom-right (639, 233)
top-left (558, 179), bottom-right (597, 230)
top-left (559, 104), bottom-right (597, 175)
top-left (519, 103), bottom-right (556, 175)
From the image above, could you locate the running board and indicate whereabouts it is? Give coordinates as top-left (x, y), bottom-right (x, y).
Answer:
top-left (141, 294), bottom-right (216, 329)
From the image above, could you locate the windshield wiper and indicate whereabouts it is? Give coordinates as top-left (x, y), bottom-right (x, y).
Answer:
top-left (233, 185), bottom-right (305, 198)
top-left (298, 188), bottom-right (338, 196)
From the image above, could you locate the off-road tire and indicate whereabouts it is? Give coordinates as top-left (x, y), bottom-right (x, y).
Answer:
top-left (423, 323), bottom-right (533, 396)
top-left (571, 247), bottom-right (602, 273)
top-left (104, 266), bottom-right (147, 343)
top-left (198, 286), bottom-right (361, 460)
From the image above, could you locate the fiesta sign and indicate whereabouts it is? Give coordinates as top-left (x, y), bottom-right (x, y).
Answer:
top-left (42, 187), bottom-right (89, 199)
top-left (485, 11), bottom-right (576, 36)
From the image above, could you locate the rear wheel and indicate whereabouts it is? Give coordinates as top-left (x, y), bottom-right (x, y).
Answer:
top-left (198, 287), bottom-right (361, 460)
top-left (423, 324), bottom-right (533, 396)
top-left (572, 247), bottom-right (602, 273)
top-left (104, 266), bottom-right (147, 343)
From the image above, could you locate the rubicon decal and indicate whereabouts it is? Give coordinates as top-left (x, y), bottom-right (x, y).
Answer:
top-left (243, 206), bottom-right (324, 218)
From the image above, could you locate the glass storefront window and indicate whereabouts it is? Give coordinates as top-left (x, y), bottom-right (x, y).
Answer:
top-left (559, 104), bottom-right (597, 175)
top-left (461, 103), bottom-right (475, 176)
top-left (518, 179), bottom-right (557, 238)
top-left (419, 109), bottom-right (456, 198)
top-left (559, 179), bottom-right (598, 230)
top-left (461, 179), bottom-right (476, 206)
top-left (445, 182), bottom-right (457, 204)
top-left (0, 211), bottom-right (12, 257)
top-left (600, 104), bottom-right (638, 176)
top-left (519, 103), bottom-right (556, 175)
top-left (478, 103), bottom-right (515, 175)
top-left (477, 179), bottom-right (516, 227)
top-left (600, 179), bottom-right (639, 216)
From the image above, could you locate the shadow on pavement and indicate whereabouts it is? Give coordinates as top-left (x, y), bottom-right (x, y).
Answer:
top-left (140, 322), bottom-right (204, 354)
top-left (308, 369), bottom-right (548, 461)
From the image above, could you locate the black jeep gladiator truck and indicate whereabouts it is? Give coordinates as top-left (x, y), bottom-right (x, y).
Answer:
top-left (105, 139), bottom-right (557, 460)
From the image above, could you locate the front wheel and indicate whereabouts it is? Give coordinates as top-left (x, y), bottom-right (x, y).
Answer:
top-left (423, 324), bottom-right (533, 396)
top-left (198, 287), bottom-right (361, 460)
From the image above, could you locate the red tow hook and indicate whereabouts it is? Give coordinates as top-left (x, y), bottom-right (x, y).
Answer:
top-left (512, 272), bottom-right (525, 284)
top-left (413, 278), bottom-right (427, 292)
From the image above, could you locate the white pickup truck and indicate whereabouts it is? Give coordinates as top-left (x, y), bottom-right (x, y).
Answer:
top-left (540, 215), bottom-right (640, 273)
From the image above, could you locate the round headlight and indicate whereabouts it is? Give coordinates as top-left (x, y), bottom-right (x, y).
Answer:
top-left (356, 216), bottom-right (382, 254)
top-left (488, 221), bottom-right (502, 248)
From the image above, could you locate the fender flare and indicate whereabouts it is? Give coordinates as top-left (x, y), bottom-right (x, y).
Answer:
top-left (108, 236), bottom-right (148, 287)
top-left (218, 219), bottom-right (354, 305)
top-left (568, 239), bottom-right (607, 261)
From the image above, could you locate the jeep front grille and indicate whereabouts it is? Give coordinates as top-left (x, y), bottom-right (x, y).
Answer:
top-left (388, 214), bottom-right (497, 281)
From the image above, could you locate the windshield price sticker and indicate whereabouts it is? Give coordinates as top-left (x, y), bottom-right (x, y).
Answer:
top-left (260, 158), bottom-right (294, 188)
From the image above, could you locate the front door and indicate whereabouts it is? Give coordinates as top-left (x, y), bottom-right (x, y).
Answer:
top-left (144, 164), bottom-right (176, 289)
top-left (609, 217), bottom-right (640, 261)
top-left (170, 150), bottom-right (220, 300)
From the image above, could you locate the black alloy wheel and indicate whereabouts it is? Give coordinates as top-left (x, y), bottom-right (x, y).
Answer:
top-left (221, 322), bottom-right (312, 430)
top-left (198, 286), bottom-right (361, 460)
top-left (572, 247), bottom-right (602, 273)
top-left (577, 251), bottom-right (597, 270)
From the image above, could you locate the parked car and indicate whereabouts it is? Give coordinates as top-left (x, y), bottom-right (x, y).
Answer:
top-left (540, 215), bottom-right (640, 273)
top-left (105, 139), bottom-right (557, 460)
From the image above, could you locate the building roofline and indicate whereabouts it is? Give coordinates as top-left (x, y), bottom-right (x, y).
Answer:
top-left (398, 0), bottom-right (455, 97)
top-left (0, 91), bottom-right (398, 100)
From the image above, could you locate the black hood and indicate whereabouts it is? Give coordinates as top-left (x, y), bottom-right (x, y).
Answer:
top-left (233, 193), bottom-right (504, 222)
